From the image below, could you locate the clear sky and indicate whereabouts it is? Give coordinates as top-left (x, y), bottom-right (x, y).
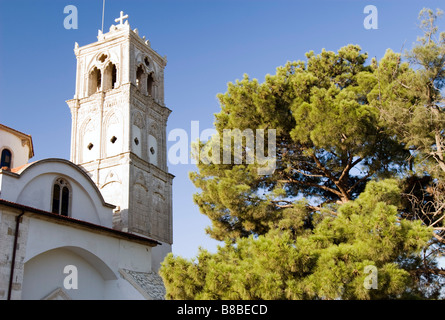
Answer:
top-left (1, 0), bottom-right (444, 260)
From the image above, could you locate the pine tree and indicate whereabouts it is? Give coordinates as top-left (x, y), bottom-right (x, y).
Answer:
top-left (161, 180), bottom-right (435, 299)
top-left (369, 8), bottom-right (445, 271)
top-left (160, 8), bottom-right (445, 299)
top-left (190, 44), bottom-right (408, 241)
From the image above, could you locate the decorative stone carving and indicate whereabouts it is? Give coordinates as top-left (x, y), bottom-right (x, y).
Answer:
top-left (133, 111), bottom-right (145, 129)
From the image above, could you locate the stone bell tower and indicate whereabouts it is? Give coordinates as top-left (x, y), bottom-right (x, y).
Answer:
top-left (66, 12), bottom-right (174, 269)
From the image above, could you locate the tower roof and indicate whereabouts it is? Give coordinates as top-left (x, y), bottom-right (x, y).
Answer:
top-left (73, 11), bottom-right (167, 65)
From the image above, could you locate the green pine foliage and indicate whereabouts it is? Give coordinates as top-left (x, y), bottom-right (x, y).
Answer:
top-left (368, 8), bottom-right (445, 253)
top-left (160, 8), bottom-right (445, 299)
top-left (190, 43), bottom-right (408, 241)
top-left (161, 180), bottom-right (433, 299)
top-left (370, 8), bottom-right (445, 178)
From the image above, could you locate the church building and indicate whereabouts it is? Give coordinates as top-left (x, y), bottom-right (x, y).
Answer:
top-left (0, 12), bottom-right (173, 300)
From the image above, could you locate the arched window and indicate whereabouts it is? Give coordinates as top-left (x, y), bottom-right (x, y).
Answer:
top-left (1, 149), bottom-right (12, 169)
top-left (136, 65), bottom-right (145, 91)
top-left (104, 63), bottom-right (117, 90)
top-left (88, 67), bottom-right (101, 95)
top-left (111, 64), bottom-right (117, 89)
top-left (51, 178), bottom-right (71, 216)
top-left (147, 73), bottom-right (154, 96)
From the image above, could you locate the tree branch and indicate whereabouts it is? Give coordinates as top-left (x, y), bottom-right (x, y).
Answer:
top-left (307, 205), bottom-right (338, 216)
top-left (291, 168), bottom-right (325, 178)
top-left (277, 178), bottom-right (344, 198)
top-left (346, 172), bottom-right (373, 195)
top-left (311, 153), bottom-right (350, 201)
top-left (338, 156), bottom-right (362, 184)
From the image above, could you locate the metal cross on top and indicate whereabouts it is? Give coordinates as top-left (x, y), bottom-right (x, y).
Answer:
top-left (115, 11), bottom-right (128, 25)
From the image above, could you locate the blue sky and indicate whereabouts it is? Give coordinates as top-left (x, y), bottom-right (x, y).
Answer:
top-left (1, 0), bottom-right (445, 260)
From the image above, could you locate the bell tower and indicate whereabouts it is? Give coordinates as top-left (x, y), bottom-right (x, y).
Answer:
top-left (66, 12), bottom-right (174, 269)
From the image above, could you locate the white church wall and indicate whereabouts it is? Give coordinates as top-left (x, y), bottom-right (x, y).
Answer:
top-left (100, 180), bottom-right (123, 209)
top-left (16, 172), bottom-right (103, 225)
top-left (132, 124), bottom-right (142, 158)
top-left (0, 203), bottom-right (157, 300)
top-left (24, 218), bottom-right (120, 277)
top-left (104, 111), bottom-right (124, 158)
top-left (0, 159), bottom-right (114, 228)
top-left (22, 248), bottom-right (106, 300)
top-left (0, 209), bottom-right (29, 300)
top-left (0, 128), bottom-right (31, 169)
top-left (0, 171), bottom-right (22, 201)
top-left (148, 134), bottom-right (158, 166)
top-left (16, 173), bottom-right (51, 211)
top-left (117, 239), bottom-right (152, 273)
top-left (21, 216), bottom-right (154, 299)
top-left (81, 118), bottom-right (100, 163)
top-left (24, 217), bottom-right (153, 276)
top-left (151, 241), bottom-right (171, 273)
